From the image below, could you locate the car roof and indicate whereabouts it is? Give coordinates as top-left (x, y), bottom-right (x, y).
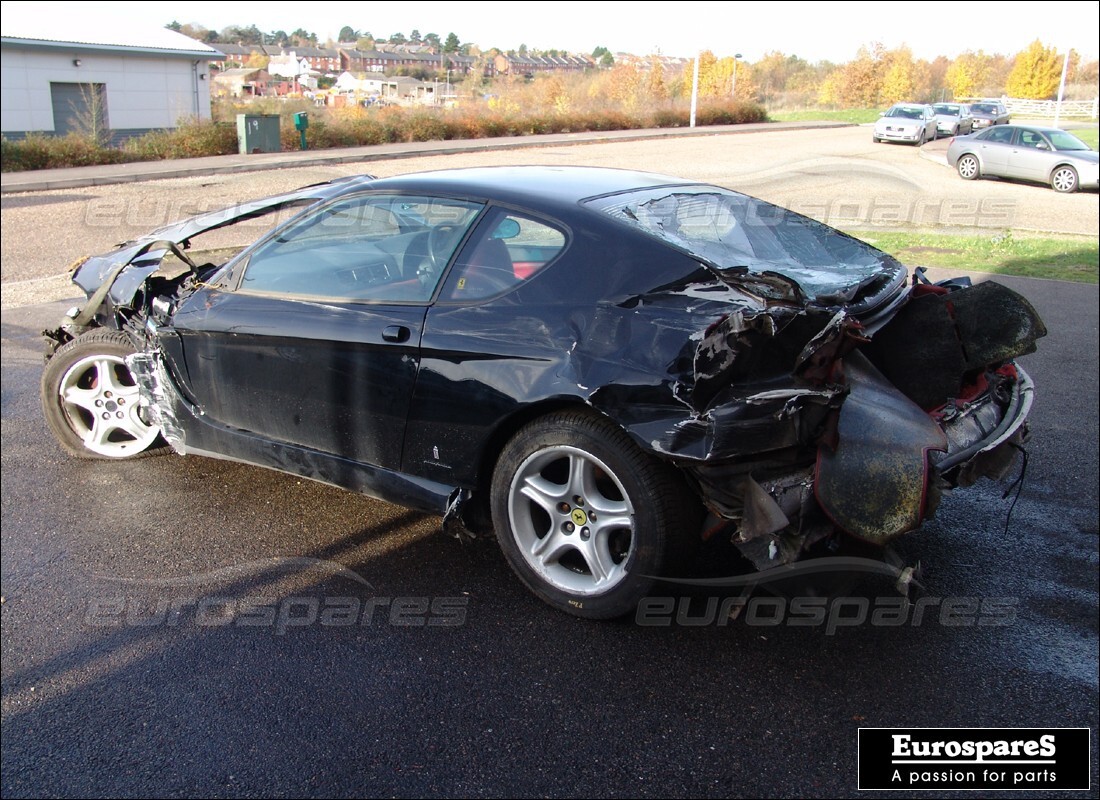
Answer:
top-left (354, 166), bottom-right (703, 210)
top-left (988, 124), bottom-right (1062, 134)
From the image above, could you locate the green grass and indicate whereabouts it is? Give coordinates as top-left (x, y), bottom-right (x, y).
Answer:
top-left (1066, 126), bottom-right (1098, 150)
top-left (768, 108), bottom-right (880, 124)
top-left (851, 230), bottom-right (1098, 283)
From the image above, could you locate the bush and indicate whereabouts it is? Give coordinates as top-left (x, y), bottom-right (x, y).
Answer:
top-left (124, 119), bottom-right (238, 160)
top-left (3, 99), bottom-right (770, 172)
top-left (1, 132), bottom-right (129, 171)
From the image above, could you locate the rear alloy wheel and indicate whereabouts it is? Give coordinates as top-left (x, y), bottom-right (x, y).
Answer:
top-left (41, 329), bottom-right (162, 459)
top-left (491, 411), bottom-right (698, 619)
top-left (957, 153), bottom-right (981, 181)
top-left (1050, 165), bottom-right (1079, 193)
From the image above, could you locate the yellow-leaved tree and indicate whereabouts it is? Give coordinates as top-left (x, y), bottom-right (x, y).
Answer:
top-left (880, 47), bottom-right (926, 103)
top-left (1006, 40), bottom-right (1063, 99)
top-left (945, 51), bottom-right (991, 99)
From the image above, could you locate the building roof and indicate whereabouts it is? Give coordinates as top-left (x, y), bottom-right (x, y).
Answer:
top-left (215, 68), bottom-right (269, 78)
top-left (0, 19), bottom-right (222, 58)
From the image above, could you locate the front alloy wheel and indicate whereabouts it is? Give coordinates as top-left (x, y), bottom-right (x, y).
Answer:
top-left (41, 329), bottom-right (162, 459)
top-left (491, 411), bottom-right (698, 619)
top-left (1050, 165), bottom-right (1079, 193)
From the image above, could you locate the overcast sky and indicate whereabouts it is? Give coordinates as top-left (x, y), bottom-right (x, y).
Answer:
top-left (2, 0), bottom-right (1098, 62)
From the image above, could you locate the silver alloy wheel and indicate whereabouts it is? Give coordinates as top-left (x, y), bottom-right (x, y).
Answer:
top-left (58, 353), bottom-right (158, 457)
top-left (1051, 165), bottom-right (1078, 193)
top-left (507, 445), bottom-right (635, 595)
top-left (957, 154), bottom-right (980, 179)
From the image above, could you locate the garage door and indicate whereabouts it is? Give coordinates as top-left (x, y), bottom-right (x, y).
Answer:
top-left (50, 82), bottom-right (109, 138)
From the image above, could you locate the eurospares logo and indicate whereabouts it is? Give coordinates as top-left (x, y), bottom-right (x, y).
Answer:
top-left (857, 728), bottom-right (1091, 791)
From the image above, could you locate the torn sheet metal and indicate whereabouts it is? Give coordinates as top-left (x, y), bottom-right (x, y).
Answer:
top-left (866, 281), bottom-right (1047, 409)
top-left (125, 350), bottom-right (186, 453)
top-left (815, 351), bottom-right (948, 542)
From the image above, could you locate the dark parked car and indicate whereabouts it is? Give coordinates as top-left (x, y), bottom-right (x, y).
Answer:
top-left (968, 100), bottom-right (1010, 129)
top-left (41, 167), bottom-right (1046, 618)
top-left (947, 124), bottom-right (1099, 192)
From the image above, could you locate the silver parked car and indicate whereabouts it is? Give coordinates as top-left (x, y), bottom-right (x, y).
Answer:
top-left (931, 103), bottom-right (974, 137)
top-left (946, 124), bottom-right (1098, 193)
top-left (873, 103), bottom-right (939, 145)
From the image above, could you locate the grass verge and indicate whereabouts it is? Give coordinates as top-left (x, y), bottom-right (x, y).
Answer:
top-left (767, 108), bottom-right (880, 124)
top-left (852, 230), bottom-right (1099, 283)
top-left (1068, 127), bottom-right (1098, 150)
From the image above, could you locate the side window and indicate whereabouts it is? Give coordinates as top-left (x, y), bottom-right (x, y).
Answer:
top-left (1019, 130), bottom-right (1046, 149)
top-left (239, 194), bottom-right (484, 302)
top-left (441, 210), bottom-right (567, 301)
top-left (985, 127), bottom-right (1014, 144)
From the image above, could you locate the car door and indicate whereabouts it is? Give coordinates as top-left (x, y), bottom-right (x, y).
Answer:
top-left (1008, 128), bottom-right (1054, 182)
top-left (165, 192), bottom-right (484, 469)
top-left (974, 126), bottom-right (1015, 175)
top-left (923, 107), bottom-right (938, 139)
top-left (959, 105), bottom-right (973, 134)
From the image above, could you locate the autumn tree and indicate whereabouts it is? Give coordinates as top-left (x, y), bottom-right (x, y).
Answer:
top-left (1006, 40), bottom-right (1063, 98)
top-left (538, 75), bottom-right (571, 113)
top-left (880, 46), bottom-right (929, 103)
top-left (817, 43), bottom-right (885, 107)
top-left (647, 55), bottom-right (667, 100)
top-left (945, 51), bottom-right (991, 98)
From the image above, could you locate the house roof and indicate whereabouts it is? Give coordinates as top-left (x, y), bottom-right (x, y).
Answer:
top-left (214, 68), bottom-right (269, 79)
top-left (0, 19), bottom-right (222, 58)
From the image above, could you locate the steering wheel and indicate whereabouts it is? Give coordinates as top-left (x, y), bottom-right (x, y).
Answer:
top-left (420, 223), bottom-right (455, 270)
top-left (427, 224), bottom-right (460, 269)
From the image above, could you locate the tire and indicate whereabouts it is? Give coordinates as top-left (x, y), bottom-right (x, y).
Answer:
top-left (956, 153), bottom-right (981, 181)
top-left (872, 135), bottom-right (881, 143)
top-left (916, 128), bottom-right (927, 146)
top-left (490, 410), bottom-right (699, 619)
top-left (41, 329), bottom-right (163, 459)
top-left (1050, 165), bottom-right (1079, 193)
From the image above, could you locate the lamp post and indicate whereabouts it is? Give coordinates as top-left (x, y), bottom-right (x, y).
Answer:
top-left (690, 51), bottom-right (700, 127)
top-left (731, 52), bottom-right (742, 100)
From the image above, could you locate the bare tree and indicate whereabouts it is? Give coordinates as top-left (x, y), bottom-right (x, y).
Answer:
top-left (71, 83), bottom-right (110, 145)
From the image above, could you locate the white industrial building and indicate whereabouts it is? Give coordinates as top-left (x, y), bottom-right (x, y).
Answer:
top-left (1, 20), bottom-right (222, 142)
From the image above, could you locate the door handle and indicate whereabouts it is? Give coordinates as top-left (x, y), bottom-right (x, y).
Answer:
top-left (382, 325), bottom-right (410, 343)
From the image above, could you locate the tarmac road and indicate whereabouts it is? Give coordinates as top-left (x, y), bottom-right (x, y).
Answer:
top-left (1, 128), bottom-right (1098, 798)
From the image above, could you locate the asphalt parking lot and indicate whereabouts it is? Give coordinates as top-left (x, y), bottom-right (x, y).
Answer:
top-left (2, 127), bottom-right (1098, 798)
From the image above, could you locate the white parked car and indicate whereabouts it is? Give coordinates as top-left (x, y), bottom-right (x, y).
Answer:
top-left (873, 104), bottom-right (939, 145)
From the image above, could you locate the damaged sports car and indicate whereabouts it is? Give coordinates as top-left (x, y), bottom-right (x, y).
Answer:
top-left (41, 166), bottom-right (1046, 618)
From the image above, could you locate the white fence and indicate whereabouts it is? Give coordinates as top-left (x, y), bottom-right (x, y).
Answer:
top-left (962, 97), bottom-right (1099, 120)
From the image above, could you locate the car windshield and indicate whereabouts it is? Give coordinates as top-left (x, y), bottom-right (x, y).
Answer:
top-left (584, 186), bottom-right (892, 297)
top-left (933, 104), bottom-right (961, 115)
top-left (971, 104), bottom-right (997, 113)
top-left (886, 106), bottom-right (924, 119)
top-left (1047, 131), bottom-right (1092, 151)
